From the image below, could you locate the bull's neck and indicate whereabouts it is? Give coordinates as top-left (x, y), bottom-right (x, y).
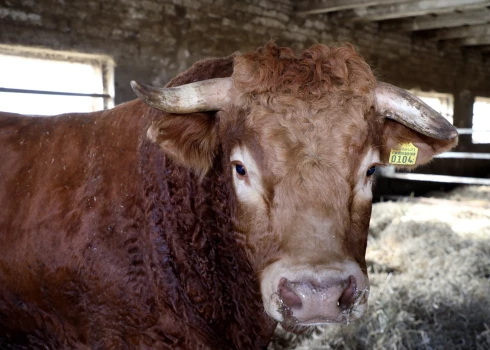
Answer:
top-left (138, 136), bottom-right (275, 348)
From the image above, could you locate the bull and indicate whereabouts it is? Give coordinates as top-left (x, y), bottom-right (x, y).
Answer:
top-left (0, 43), bottom-right (457, 349)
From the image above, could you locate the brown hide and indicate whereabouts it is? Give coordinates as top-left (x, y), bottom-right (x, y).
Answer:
top-left (0, 56), bottom-right (274, 349)
top-left (136, 43), bottom-right (456, 330)
top-left (0, 42), bottom-right (458, 349)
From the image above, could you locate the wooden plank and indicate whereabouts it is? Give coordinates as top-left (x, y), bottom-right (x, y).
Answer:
top-left (380, 172), bottom-right (490, 185)
top-left (295, 0), bottom-right (410, 15)
top-left (435, 152), bottom-right (490, 160)
top-left (338, 0), bottom-right (490, 22)
top-left (381, 9), bottom-right (490, 32)
top-left (455, 128), bottom-right (490, 135)
top-left (376, 196), bottom-right (490, 209)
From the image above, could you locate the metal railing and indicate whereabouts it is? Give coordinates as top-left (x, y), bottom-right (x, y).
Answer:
top-left (0, 87), bottom-right (111, 100)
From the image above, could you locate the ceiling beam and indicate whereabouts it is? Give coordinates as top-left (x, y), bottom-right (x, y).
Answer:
top-left (337, 0), bottom-right (490, 22)
top-left (427, 24), bottom-right (490, 41)
top-left (295, 0), bottom-right (410, 15)
top-left (381, 9), bottom-right (490, 32)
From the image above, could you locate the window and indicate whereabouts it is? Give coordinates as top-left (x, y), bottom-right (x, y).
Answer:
top-left (472, 97), bottom-right (490, 144)
top-left (0, 45), bottom-right (114, 116)
top-left (410, 90), bottom-right (454, 124)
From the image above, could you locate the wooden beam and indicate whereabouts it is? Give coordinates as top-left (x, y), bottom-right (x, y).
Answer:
top-left (427, 24), bottom-right (490, 40)
top-left (381, 9), bottom-right (490, 32)
top-left (338, 0), bottom-right (490, 22)
top-left (379, 172), bottom-right (490, 185)
top-left (295, 0), bottom-right (410, 15)
top-left (379, 165), bottom-right (490, 185)
top-left (435, 152), bottom-right (490, 160)
top-left (375, 196), bottom-right (490, 209)
top-left (456, 128), bottom-right (490, 135)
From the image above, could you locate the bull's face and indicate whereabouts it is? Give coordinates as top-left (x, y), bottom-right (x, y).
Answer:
top-left (132, 44), bottom-right (457, 330)
top-left (227, 110), bottom-right (376, 326)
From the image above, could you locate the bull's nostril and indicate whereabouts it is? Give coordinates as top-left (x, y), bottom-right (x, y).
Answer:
top-left (338, 275), bottom-right (357, 309)
top-left (278, 277), bottom-right (302, 309)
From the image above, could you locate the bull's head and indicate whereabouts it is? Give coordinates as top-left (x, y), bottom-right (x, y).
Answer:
top-left (131, 44), bottom-right (457, 330)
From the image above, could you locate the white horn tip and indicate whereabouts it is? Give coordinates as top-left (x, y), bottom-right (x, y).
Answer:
top-left (130, 80), bottom-right (150, 100)
top-left (130, 80), bottom-right (141, 92)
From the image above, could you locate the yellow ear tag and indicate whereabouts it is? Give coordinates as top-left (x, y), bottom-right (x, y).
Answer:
top-left (389, 142), bottom-right (418, 165)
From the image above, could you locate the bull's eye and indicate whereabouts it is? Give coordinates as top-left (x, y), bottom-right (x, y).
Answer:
top-left (235, 163), bottom-right (247, 176)
top-left (366, 166), bottom-right (376, 176)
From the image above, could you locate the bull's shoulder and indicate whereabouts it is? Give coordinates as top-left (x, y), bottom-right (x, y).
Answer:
top-left (0, 100), bottom-right (150, 150)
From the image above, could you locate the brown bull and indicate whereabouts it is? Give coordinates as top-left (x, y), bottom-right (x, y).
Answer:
top-left (0, 43), bottom-right (457, 349)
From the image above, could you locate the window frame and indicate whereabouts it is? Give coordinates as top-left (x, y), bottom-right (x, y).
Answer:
top-left (0, 44), bottom-right (115, 113)
top-left (472, 96), bottom-right (490, 144)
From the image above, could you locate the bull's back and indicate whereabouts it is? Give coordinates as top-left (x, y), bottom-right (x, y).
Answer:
top-left (0, 112), bottom-right (90, 233)
top-left (0, 110), bottom-right (138, 241)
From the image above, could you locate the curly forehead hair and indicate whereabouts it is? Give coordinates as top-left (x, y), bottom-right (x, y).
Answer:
top-left (232, 42), bottom-right (376, 108)
top-left (223, 42), bottom-right (382, 205)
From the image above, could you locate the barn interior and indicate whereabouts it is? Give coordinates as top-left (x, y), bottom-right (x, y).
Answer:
top-left (0, 0), bottom-right (489, 349)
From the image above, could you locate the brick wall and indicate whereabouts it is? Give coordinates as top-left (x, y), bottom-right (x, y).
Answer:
top-left (1, 0), bottom-right (489, 105)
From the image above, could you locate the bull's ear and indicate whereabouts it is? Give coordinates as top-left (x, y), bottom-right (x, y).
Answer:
top-left (131, 79), bottom-right (233, 175)
top-left (376, 82), bottom-right (458, 168)
top-left (146, 112), bottom-right (218, 175)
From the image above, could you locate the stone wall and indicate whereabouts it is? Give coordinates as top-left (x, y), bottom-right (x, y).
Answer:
top-left (1, 0), bottom-right (489, 105)
top-left (1, 1), bottom-right (489, 194)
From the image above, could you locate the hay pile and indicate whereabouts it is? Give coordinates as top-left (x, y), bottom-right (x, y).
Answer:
top-left (269, 186), bottom-right (490, 350)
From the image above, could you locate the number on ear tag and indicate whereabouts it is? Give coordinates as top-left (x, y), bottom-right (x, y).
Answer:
top-left (389, 142), bottom-right (418, 165)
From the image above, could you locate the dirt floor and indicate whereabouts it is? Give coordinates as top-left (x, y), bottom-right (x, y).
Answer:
top-left (269, 185), bottom-right (490, 350)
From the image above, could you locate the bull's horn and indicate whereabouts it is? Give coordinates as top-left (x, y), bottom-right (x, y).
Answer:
top-left (131, 77), bottom-right (233, 113)
top-left (375, 82), bottom-right (458, 140)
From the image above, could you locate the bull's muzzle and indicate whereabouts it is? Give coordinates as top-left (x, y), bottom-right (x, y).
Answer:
top-left (277, 275), bottom-right (368, 325)
top-left (262, 261), bottom-right (369, 327)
